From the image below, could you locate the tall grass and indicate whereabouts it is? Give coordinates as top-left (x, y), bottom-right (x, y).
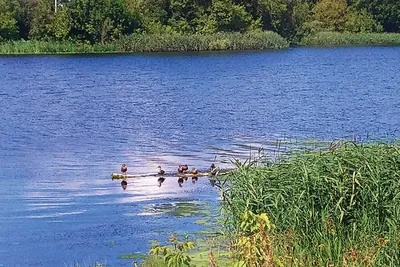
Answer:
top-left (0, 31), bottom-right (288, 55)
top-left (222, 141), bottom-right (400, 266)
top-left (114, 31), bottom-right (288, 52)
top-left (301, 32), bottom-right (400, 46)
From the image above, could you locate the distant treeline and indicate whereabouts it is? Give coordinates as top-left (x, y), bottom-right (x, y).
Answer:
top-left (1, 0), bottom-right (399, 44)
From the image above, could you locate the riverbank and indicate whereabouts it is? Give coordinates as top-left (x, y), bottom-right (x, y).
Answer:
top-left (301, 32), bottom-right (400, 46)
top-left (0, 31), bottom-right (288, 55)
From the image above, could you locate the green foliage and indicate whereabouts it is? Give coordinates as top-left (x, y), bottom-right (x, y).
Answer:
top-left (114, 31), bottom-right (288, 52)
top-left (0, 0), bottom-right (19, 41)
top-left (167, 0), bottom-right (203, 33)
top-left (29, 0), bottom-right (54, 40)
top-left (234, 211), bottom-right (276, 266)
top-left (195, 0), bottom-right (258, 33)
top-left (50, 8), bottom-right (71, 40)
top-left (301, 31), bottom-right (400, 46)
top-left (309, 0), bottom-right (348, 32)
top-left (0, 0), bottom-right (398, 47)
top-left (221, 141), bottom-right (400, 265)
top-left (258, 0), bottom-right (287, 32)
top-left (67, 0), bottom-right (140, 43)
top-left (149, 234), bottom-right (196, 267)
top-left (0, 31), bottom-right (288, 54)
top-left (345, 7), bottom-right (383, 33)
top-left (119, 252), bottom-right (147, 259)
top-left (14, 0), bottom-right (34, 40)
top-left (290, 0), bottom-right (312, 40)
top-left (355, 0), bottom-right (400, 32)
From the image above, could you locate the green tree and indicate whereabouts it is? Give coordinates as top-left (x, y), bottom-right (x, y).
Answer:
top-left (355, 0), bottom-right (400, 32)
top-left (125, 0), bottom-right (168, 34)
top-left (29, 0), bottom-right (53, 39)
top-left (291, 0), bottom-right (312, 39)
top-left (258, 0), bottom-right (287, 32)
top-left (196, 0), bottom-right (257, 33)
top-left (50, 7), bottom-right (71, 40)
top-left (68, 0), bottom-right (140, 43)
top-left (15, 0), bottom-right (37, 40)
top-left (167, 0), bottom-right (204, 33)
top-left (309, 0), bottom-right (348, 32)
top-left (0, 0), bottom-right (19, 41)
top-left (345, 7), bottom-right (382, 33)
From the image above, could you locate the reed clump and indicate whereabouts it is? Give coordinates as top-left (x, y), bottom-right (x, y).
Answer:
top-left (0, 31), bottom-right (288, 55)
top-left (114, 31), bottom-right (288, 52)
top-left (301, 32), bottom-right (400, 46)
top-left (223, 141), bottom-right (400, 266)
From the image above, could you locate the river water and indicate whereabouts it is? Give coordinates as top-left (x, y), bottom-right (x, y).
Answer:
top-left (1, 47), bottom-right (399, 266)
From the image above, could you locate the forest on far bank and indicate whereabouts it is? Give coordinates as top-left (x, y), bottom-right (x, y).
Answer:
top-left (1, 0), bottom-right (399, 44)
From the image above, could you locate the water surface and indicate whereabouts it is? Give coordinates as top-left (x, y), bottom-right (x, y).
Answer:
top-left (1, 46), bottom-right (399, 266)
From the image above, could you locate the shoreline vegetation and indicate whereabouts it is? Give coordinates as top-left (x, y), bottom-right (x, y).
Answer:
top-left (1, 32), bottom-right (400, 55)
top-left (1, 0), bottom-right (400, 55)
top-left (0, 32), bottom-right (288, 55)
top-left (137, 140), bottom-right (400, 267)
top-left (301, 32), bottom-right (400, 47)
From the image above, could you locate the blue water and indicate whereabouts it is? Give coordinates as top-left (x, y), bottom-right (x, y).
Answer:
top-left (1, 47), bottom-right (400, 266)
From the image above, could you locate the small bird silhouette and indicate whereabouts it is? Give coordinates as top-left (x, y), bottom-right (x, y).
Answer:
top-left (121, 164), bottom-right (128, 174)
top-left (157, 166), bottom-right (165, 175)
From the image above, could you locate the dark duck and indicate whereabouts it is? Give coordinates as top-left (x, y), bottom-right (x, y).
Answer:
top-left (157, 166), bottom-right (165, 175)
top-left (121, 164), bottom-right (128, 174)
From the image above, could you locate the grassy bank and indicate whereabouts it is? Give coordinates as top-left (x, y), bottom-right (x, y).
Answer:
top-left (222, 141), bottom-right (400, 266)
top-left (301, 32), bottom-right (400, 46)
top-left (0, 31), bottom-right (288, 55)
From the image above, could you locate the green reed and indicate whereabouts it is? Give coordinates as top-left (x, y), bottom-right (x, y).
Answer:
top-left (0, 31), bottom-right (288, 55)
top-left (301, 32), bottom-right (400, 46)
top-left (222, 141), bottom-right (400, 266)
top-left (114, 31), bottom-right (288, 52)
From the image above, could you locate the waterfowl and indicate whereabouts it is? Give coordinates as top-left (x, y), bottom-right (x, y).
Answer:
top-left (191, 167), bottom-right (198, 175)
top-left (178, 177), bottom-right (184, 187)
top-left (157, 177), bottom-right (165, 187)
top-left (210, 163), bottom-right (216, 171)
top-left (178, 166), bottom-right (184, 174)
top-left (210, 163), bottom-right (217, 175)
top-left (192, 176), bottom-right (198, 184)
top-left (157, 166), bottom-right (165, 175)
top-left (179, 164), bottom-right (188, 172)
top-left (121, 164), bottom-right (128, 174)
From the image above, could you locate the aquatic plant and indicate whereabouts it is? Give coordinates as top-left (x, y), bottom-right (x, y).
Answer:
top-left (148, 234), bottom-right (196, 267)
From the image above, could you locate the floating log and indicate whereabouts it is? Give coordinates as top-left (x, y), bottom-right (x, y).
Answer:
top-left (111, 170), bottom-right (234, 180)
